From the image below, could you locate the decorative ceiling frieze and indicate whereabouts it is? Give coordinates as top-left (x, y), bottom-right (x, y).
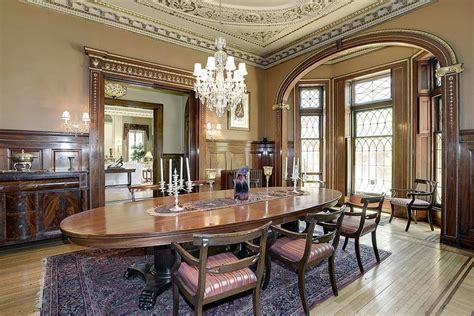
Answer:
top-left (23, 0), bottom-right (435, 68)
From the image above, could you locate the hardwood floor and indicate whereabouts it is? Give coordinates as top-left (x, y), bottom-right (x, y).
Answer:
top-left (0, 215), bottom-right (472, 315)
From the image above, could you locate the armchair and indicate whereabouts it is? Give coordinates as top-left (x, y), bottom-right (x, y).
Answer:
top-left (171, 222), bottom-right (271, 316)
top-left (264, 208), bottom-right (345, 316)
top-left (339, 194), bottom-right (385, 273)
top-left (390, 179), bottom-right (437, 231)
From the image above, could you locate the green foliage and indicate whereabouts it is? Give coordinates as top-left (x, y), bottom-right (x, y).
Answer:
top-left (130, 143), bottom-right (145, 162)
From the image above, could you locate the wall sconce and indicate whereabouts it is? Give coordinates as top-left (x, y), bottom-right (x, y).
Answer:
top-left (61, 111), bottom-right (90, 134)
top-left (206, 123), bottom-right (222, 141)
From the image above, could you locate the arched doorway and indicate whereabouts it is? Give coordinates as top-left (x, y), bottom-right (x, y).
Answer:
top-left (273, 29), bottom-right (463, 245)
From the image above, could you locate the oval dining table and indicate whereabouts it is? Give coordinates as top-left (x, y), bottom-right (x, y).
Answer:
top-left (60, 187), bottom-right (341, 310)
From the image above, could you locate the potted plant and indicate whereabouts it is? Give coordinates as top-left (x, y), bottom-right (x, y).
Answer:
top-left (130, 143), bottom-right (145, 162)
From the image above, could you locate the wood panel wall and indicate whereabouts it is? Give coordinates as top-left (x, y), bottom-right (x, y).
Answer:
top-left (458, 129), bottom-right (474, 248)
top-left (205, 140), bottom-right (275, 190)
top-left (0, 130), bottom-right (89, 172)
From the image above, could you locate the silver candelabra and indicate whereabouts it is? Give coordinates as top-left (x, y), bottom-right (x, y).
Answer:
top-left (167, 169), bottom-right (194, 212)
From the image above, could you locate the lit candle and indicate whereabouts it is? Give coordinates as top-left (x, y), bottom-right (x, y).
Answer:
top-left (180, 157), bottom-right (183, 181)
top-left (169, 159), bottom-right (172, 186)
top-left (285, 156), bottom-right (288, 178)
top-left (160, 158), bottom-right (164, 183)
top-left (186, 157), bottom-right (191, 181)
top-left (296, 158), bottom-right (300, 174)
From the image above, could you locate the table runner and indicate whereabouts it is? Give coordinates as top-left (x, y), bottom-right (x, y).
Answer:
top-left (146, 189), bottom-right (308, 216)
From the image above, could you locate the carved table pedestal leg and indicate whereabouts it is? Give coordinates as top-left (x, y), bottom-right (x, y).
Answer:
top-left (124, 245), bottom-right (175, 311)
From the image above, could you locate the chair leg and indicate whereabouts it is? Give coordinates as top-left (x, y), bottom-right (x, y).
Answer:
top-left (195, 305), bottom-right (203, 316)
top-left (172, 282), bottom-right (179, 316)
top-left (298, 268), bottom-right (310, 316)
top-left (371, 231), bottom-right (380, 262)
top-left (389, 204), bottom-right (395, 223)
top-left (342, 236), bottom-right (349, 250)
top-left (253, 287), bottom-right (261, 316)
top-left (328, 255), bottom-right (338, 296)
top-left (262, 253), bottom-right (271, 290)
top-left (427, 208), bottom-right (434, 231)
top-left (355, 238), bottom-right (364, 273)
top-left (405, 208), bottom-right (412, 232)
top-left (413, 210), bottom-right (418, 224)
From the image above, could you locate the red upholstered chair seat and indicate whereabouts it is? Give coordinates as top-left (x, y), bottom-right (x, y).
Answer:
top-left (390, 197), bottom-right (430, 207)
top-left (175, 252), bottom-right (257, 299)
top-left (341, 216), bottom-right (376, 235)
top-left (270, 237), bottom-right (334, 263)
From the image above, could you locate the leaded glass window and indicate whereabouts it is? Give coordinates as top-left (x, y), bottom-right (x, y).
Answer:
top-left (350, 73), bottom-right (393, 195)
top-left (298, 85), bottom-right (324, 187)
top-left (300, 87), bottom-right (321, 109)
top-left (354, 74), bottom-right (391, 105)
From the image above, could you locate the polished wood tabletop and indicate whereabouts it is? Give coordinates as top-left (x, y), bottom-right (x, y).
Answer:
top-left (60, 187), bottom-right (341, 248)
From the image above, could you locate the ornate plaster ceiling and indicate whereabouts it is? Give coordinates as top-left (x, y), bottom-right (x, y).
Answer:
top-left (24, 0), bottom-right (434, 68)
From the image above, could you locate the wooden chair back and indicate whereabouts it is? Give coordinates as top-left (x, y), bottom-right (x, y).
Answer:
top-left (302, 207), bottom-right (345, 263)
top-left (191, 222), bottom-right (271, 298)
top-left (413, 179), bottom-right (437, 204)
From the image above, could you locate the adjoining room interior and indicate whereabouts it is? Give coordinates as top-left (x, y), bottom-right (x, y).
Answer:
top-left (0, 0), bottom-right (472, 315)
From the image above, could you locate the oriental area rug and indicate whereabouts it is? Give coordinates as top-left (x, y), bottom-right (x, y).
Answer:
top-left (39, 242), bottom-right (390, 315)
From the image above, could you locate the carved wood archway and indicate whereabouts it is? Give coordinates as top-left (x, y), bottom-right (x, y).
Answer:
top-left (273, 29), bottom-right (463, 246)
top-left (86, 47), bottom-right (205, 208)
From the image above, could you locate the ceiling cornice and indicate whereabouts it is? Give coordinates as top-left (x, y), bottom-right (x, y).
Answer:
top-left (23, 0), bottom-right (436, 69)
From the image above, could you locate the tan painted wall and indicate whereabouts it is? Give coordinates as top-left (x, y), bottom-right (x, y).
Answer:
top-left (0, 0), bottom-right (263, 141)
top-left (263, 0), bottom-right (474, 139)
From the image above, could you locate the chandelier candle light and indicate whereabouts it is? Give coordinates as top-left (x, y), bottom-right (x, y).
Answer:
top-left (193, 38), bottom-right (248, 117)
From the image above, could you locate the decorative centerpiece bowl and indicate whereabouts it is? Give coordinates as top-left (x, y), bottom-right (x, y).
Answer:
top-left (8, 149), bottom-right (37, 171)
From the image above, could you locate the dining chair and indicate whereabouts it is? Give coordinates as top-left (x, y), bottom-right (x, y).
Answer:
top-left (171, 222), bottom-right (271, 316)
top-left (339, 194), bottom-right (385, 273)
top-left (390, 179), bottom-right (438, 231)
top-left (263, 208), bottom-right (345, 316)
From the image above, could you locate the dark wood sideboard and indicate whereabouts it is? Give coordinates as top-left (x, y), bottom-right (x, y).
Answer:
top-left (0, 171), bottom-right (88, 246)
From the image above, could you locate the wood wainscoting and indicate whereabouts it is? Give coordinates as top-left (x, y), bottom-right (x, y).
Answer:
top-left (457, 129), bottom-right (474, 248)
top-left (0, 129), bottom-right (89, 172)
top-left (205, 140), bottom-right (275, 190)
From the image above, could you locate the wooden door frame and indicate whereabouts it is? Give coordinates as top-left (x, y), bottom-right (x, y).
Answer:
top-left (273, 29), bottom-right (464, 246)
top-left (104, 97), bottom-right (164, 189)
top-left (86, 47), bottom-right (204, 208)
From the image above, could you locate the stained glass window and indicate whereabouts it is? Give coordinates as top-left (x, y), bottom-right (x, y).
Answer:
top-left (299, 86), bottom-right (324, 187)
top-left (354, 75), bottom-right (391, 105)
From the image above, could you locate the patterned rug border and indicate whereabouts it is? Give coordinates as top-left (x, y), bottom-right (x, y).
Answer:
top-left (39, 243), bottom-right (391, 315)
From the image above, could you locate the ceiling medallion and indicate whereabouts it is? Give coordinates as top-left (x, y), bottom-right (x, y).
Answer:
top-left (104, 81), bottom-right (127, 98)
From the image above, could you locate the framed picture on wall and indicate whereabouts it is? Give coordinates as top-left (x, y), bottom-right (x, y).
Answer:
top-left (228, 92), bottom-right (250, 130)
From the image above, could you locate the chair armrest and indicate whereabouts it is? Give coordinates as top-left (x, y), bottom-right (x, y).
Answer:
top-left (172, 243), bottom-right (200, 267)
top-left (407, 191), bottom-right (431, 198)
top-left (345, 202), bottom-right (363, 211)
top-left (344, 210), bottom-right (364, 217)
top-left (312, 234), bottom-right (334, 244)
top-left (270, 225), bottom-right (306, 239)
top-left (365, 212), bottom-right (378, 220)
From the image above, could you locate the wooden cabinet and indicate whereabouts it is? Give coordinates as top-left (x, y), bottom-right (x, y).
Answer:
top-left (0, 171), bottom-right (88, 246)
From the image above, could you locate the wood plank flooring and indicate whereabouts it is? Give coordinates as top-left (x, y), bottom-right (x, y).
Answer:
top-left (0, 215), bottom-right (472, 315)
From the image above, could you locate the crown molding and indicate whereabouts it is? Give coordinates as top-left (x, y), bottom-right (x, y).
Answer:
top-left (23, 0), bottom-right (436, 69)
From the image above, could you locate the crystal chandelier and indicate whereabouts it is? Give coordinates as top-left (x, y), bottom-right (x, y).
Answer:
top-left (193, 38), bottom-right (247, 117)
